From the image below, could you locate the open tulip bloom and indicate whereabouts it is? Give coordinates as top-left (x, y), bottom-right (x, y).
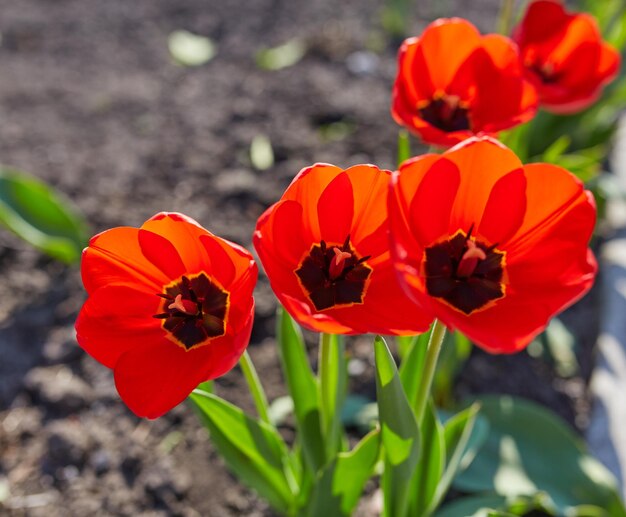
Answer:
top-left (513, 0), bottom-right (620, 113)
top-left (253, 163), bottom-right (433, 336)
top-left (76, 212), bottom-right (257, 418)
top-left (388, 136), bottom-right (597, 353)
top-left (392, 18), bottom-right (538, 147)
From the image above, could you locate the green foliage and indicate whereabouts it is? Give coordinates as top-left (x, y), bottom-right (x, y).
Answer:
top-left (305, 429), bottom-right (380, 517)
top-left (318, 333), bottom-right (348, 459)
top-left (189, 390), bottom-right (297, 515)
top-left (375, 335), bottom-right (421, 517)
top-left (454, 396), bottom-right (626, 516)
top-left (432, 331), bottom-right (472, 407)
top-left (276, 308), bottom-right (326, 472)
top-left (0, 167), bottom-right (88, 263)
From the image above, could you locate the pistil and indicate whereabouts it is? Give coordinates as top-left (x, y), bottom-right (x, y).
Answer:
top-left (329, 247), bottom-right (352, 280)
top-left (456, 240), bottom-right (487, 278)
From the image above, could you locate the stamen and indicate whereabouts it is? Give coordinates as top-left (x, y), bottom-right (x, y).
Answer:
top-left (168, 294), bottom-right (199, 315)
top-left (456, 240), bottom-right (487, 278)
top-left (329, 247), bottom-right (352, 280)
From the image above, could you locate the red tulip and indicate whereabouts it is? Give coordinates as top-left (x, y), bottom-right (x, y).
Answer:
top-left (392, 18), bottom-right (538, 147)
top-left (513, 0), bottom-right (620, 113)
top-left (388, 137), bottom-right (597, 353)
top-left (76, 212), bottom-right (257, 418)
top-left (254, 163), bottom-right (433, 335)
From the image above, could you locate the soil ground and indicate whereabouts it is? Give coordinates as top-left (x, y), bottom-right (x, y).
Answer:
top-left (0, 0), bottom-right (599, 515)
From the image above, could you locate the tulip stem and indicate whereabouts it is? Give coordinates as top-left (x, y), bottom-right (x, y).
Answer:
top-left (319, 332), bottom-right (346, 456)
top-left (413, 319), bottom-right (446, 423)
top-left (240, 350), bottom-right (271, 425)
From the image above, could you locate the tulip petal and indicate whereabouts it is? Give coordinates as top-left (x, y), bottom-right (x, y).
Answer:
top-left (317, 172), bottom-right (354, 245)
top-left (76, 283), bottom-right (164, 368)
top-left (82, 227), bottom-right (167, 293)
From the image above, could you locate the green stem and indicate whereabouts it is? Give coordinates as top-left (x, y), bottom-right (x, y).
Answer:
top-left (318, 332), bottom-right (333, 431)
top-left (318, 332), bottom-right (346, 457)
top-left (413, 319), bottom-right (447, 423)
top-left (497, 0), bottom-right (515, 35)
top-left (240, 350), bottom-right (271, 425)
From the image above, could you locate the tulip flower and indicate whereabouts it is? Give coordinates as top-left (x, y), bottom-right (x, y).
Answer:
top-left (76, 212), bottom-right (258, 418)
top-left (392, 18), bottom-right (538, 147)
top-left (388, 136), bottom-right (597, 353)
top-left (513, 0), bottom-right (620, 113)
top-left (254, 163), bottom-right (433, 335)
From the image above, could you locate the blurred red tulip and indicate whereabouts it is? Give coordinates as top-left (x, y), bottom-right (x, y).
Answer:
top-left (392, 18), bottom-right (538, 147)
top-left (388, 137), bottom-right (597, 353)
top-left (254, 163), bottom-right (433, 335)
top-left (513, 0), bottom-right (620, 113)
top-left (76, 212), bottom-right (257, 418)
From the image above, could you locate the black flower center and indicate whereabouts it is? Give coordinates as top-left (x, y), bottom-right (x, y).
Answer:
top-left (295, 235), bottom-right (372, 311)
top-left (420, 95), bottom-right (471, 132)
top-left (153, 272), bottom-right (229, 350)
top-left (424, 227), bottom-right (504, 314)
top-left (528, 60), bottom-right (561, 85)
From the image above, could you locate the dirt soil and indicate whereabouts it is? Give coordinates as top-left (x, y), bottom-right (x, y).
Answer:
top-left (0, 0), bottom-right (600, 515)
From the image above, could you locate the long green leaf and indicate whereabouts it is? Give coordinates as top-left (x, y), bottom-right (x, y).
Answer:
top-left (428, 403), bottom-right (485, 514)
top-left (305, 429), bottom-right (380, 516)
top-left (408, 399), bottom-right (445, 516)
top-left (454, 396), bottom-right (626, 516)
top-left (375, 335), bottom-right (420, 517)
top-left (0, 167), bottom-right (88, 263)
top-left (276, 308), bottom-right (326, 472)
top-left (189, 390), bottom-right (296, 515)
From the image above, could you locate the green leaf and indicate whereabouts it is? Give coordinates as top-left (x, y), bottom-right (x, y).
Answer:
top-left (256, 39), bottom-right (306, 71)
top-left (0, 167), bottom-right (88, 263)
top-left (541, 135), bottom-right (571, 163)
top-left (306, 429), bottom-right (380, 516)
top-left (375, 335), bottom-right (420, 517)
top-left (399, 329), bottom-right (431, 408)
top-left (428, 403), bottom-right (485, 514)
top-left (408, 400), bottom-right (445, 516)
top-left (189, 390), bottom-right (296, 514)
top-left (436, 494), bottom-right (557, 517)
top-left (276, 308), bottom-right (326, 472)
top-left (250, 134), bottom-right (274, 171)
top-left (453, 396), bottom-right (626, 516)
top-left (168, 30), bottom-right (216, 67)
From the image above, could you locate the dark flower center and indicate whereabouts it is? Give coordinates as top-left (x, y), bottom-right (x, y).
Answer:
top-left (420, 95), bottom-right (471, 133)
top-left (295, 235), bottom-right (372, 311)
top-left (528, 60), bottom-right (561, 85)
top-left (153, 272), bottom-right (229, 350)
top-left (424, 227), bottom-right (504, 314)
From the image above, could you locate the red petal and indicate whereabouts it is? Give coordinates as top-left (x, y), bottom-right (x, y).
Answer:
top-left (138, 229), bottom-right (187, 280)
top-left (317, 172), bottom-right (354, 245)
top-left (83, 227), bottom-right (173, 293)
top-left (114, 308), bottom-right (253, 419)
top-left (418, 18), bottom-right (482, 90)
top-left (75, 284), bottom-right (164, 368)
top-left (478, 168), bottom-right (526, 244)
top-left (409, 157), bottom-right (460, 246)
top-left (443, 137), bottom-right (524, 237)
